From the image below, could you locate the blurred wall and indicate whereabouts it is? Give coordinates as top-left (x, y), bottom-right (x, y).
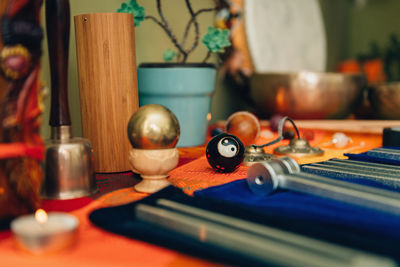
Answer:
top-left (346, 0), bottom-right (400, 59)
top-left (40, 0), bottom-right (215, 139)
top-left (210, 0), bottom-right (354, 123)
top-left (318, 0), bottom-right (351, 71)
top-left (207, 0), bottom-right (400, 122)
top-left (40, 0), bottom-right (400, 139)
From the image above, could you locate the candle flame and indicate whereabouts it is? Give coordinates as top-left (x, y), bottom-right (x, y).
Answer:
top-left (35, 209), bottom-right (48, 224)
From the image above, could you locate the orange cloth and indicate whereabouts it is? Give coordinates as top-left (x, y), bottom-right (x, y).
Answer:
top-left (0, 127), bottom-right (383, 266)
top-left (169, 129), bottom-right (382, 195)
top-left (0, 199), bottom-right (220, 267)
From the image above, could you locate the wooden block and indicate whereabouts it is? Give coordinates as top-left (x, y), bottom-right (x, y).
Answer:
top-left (74, 13), bottom-right (139, 172)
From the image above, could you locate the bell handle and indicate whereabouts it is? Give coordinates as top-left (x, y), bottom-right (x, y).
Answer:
top-left (46, 0), bottom-right (71, 126)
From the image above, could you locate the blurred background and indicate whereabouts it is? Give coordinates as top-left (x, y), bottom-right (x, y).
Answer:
top-left (39, 0), bottom-right (400, 139)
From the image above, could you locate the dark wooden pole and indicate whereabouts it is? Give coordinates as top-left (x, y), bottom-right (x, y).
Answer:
top-left (46, 0), bottom-right (71, 126)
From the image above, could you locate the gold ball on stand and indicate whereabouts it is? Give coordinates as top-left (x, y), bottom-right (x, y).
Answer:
top-left (127, 104), bottom-right (181, 193)
top-left (127, 104), bottom-right (180, 149)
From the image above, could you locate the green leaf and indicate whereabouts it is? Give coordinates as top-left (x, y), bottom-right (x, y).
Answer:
top-left (117, 0), bottom-right (146, 27)
top-left (201, 26), bottom-right (231, 53)
top-left (163, 49), bottom-right (178, 62)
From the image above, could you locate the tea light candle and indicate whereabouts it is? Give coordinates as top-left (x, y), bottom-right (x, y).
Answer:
top-left (11, 209), bottom-right (79, 254)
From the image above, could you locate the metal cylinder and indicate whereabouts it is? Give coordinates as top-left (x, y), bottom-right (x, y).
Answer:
top-left (42, 126), bottom-right (96, 199)
top-left (247, 161), bottom-right (282, 196)
top-left (247, 157), bottom-right (300, 195)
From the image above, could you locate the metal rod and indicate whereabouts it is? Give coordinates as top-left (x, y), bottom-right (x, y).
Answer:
top-left (247, 158), bottom-right (400, 215)
top-left (279, 172), bottom-right (400, 214)
top-left (302, 163), bottom-right (400, 188)
top-left (135, 202), bottom-right (395, 267)
top-left (372, 147), bottom-right (400, 154)
top-left (157, 199), bottom-right (361, 259)
top-left (367, 148), bottom-right (400, 160)
top-left (317, 160), bottom-right (400, 175)
top-left (329, 158), bottom-right (400, 171)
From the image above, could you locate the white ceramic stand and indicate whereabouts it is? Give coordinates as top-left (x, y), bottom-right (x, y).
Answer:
top-left (129, 148), bottom-right (179, 193)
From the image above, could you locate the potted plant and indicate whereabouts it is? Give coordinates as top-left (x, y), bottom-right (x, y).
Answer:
top-left (118, 0), bottom-right (231, 147)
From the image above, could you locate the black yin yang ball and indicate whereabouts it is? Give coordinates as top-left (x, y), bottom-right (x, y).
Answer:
top-left (206, 133), bottom-right (245, 173)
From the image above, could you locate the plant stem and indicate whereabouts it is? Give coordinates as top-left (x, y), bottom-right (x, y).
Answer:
top-left (202, 51), bottom-right (211, 63)
top-left (181, 7), bottom-right (218, 52)
top-left (183, 0), bottom-right (199, 62)
top-left (146, 0), bottom-right (219, 63)
top-left (145, 15), bottom-right (166, 30)
top-left (154, 0), bottom-right (187, 60)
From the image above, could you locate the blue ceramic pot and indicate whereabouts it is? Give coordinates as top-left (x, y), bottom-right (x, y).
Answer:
top-left (138, 63), bottom-right (217, 147)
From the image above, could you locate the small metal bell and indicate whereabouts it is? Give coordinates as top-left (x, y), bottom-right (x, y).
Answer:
top-left (274, 138), bottom-right (324, 157)
top-left (245, 116), bottom-right (324, 161)
top-left (243, 145), bottom-right (276, 166)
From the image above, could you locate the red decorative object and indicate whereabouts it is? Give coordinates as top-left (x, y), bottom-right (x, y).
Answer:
top-left (0, 0), bottom-right (44, 218)
top-left (226, 111), bottom-right (260, 146)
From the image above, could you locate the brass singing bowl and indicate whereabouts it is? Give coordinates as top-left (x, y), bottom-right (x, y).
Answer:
top-left (249, 72), bottom-right (366, 119)
top-left (368, 82), bottom-right (400, 120)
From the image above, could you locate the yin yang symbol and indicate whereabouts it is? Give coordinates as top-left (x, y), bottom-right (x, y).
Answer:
top-left (217, 137), bottom-right (239, 158)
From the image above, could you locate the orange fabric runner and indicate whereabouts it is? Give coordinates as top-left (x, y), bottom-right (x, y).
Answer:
top-left (0, 124), bottom-right (383, 266)
top-left (0, 143), bottom-right (44, 160)
top-left (169, 129), bottom-right (382, 195)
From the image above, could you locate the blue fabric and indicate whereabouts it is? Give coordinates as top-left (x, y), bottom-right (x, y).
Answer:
top-left (195, 146), bottom-right (400, 228)
top-left (345, 146), bottom-right (400, 165)
top-left (89, 186), bottom-right (277, 266)
top-left (89, 146), bottom-right (400, 263)
top-left (194, 179), bottom-right (400, 241)
top-left (193, 147), bottom-right (400, 261)
top-left (90, 183), bottom-right (400, 263)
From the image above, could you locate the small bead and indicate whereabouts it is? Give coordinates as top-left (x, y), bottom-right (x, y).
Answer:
top-left (269, 114), bottom-right (284, 132)
top-left (332, 132), bottom-right (351, 148)
top-left (283, 130), bottom-right (295, 140)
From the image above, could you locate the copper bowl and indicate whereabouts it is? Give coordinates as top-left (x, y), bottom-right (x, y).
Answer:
top-left (368, 82), bottom-right (400, 119)
top-left (249, 72), bottom-right (366, 119)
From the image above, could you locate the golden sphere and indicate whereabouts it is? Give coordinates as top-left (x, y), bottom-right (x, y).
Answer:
top-left (127, 104), bottom-right (180, 149)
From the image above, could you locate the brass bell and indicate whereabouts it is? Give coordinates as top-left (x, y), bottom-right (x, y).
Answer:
top-left (243, 145), bottom-right (276, 166)
top-left (274, 138), bottom-right (324, 157)
top-left (246, 116), bottom-right (324, 159)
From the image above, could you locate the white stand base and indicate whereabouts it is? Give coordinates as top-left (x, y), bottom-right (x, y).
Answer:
top-left (129, 148), bottom-right (179, 193)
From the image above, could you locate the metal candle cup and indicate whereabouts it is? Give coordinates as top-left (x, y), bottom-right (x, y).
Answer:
top-left (10, 210), bottom-right (79, 254)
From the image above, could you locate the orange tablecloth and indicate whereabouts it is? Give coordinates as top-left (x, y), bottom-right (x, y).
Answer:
top-left (0, 123), bottom-right (384, 266)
